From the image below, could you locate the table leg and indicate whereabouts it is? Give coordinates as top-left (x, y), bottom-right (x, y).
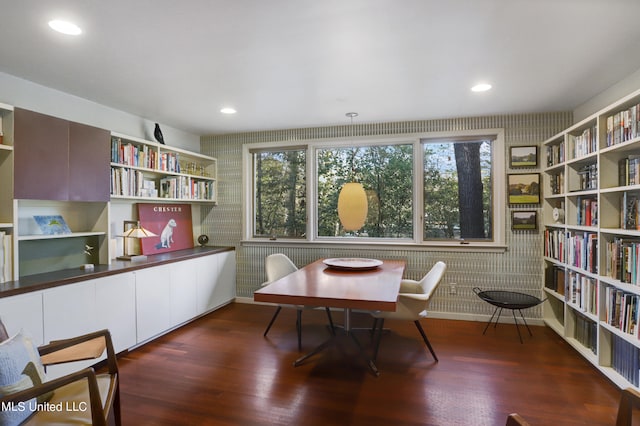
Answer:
top-left (511, 309), bottom-right (523, 344)
top-left (482, 307), bottom-right (500, 335)
top-left (293, 307), bottom-right (380, 376)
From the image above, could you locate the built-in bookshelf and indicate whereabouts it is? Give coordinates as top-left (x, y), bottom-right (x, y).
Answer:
top-left (0, 104), bottom-right (219, 280)
top-left (543, 87), bottom-right (640, 390)
top-left (110, 132), bottom-right (217, 203)
top-left (0, 103), bottom-right (14, 282)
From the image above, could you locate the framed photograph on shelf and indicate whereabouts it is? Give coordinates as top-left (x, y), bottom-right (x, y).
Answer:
top-left (137, 203), bottom-right (194, 255)
top-left (509, 145), bottom-right (538, 168)
top-left (511, 210), bottom-right (537, 231)
top-left (508, 173), bottom-right (540, 204)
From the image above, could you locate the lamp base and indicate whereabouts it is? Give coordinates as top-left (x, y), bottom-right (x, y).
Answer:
top-left (117, 254), bottom-right (148, 262)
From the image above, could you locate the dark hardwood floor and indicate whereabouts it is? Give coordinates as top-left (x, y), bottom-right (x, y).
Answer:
top-left (116, 303), bottom-right (621, 425)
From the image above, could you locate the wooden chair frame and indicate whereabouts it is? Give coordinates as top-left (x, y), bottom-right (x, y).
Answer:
top-left (0, 329), bottom-right (121, 426)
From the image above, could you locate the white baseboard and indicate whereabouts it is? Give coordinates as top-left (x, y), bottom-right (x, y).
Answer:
top-left (233, 297), bottom-right (545, 326)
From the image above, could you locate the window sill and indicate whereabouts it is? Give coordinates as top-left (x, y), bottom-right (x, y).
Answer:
top-left (241, 239), bottom-right (508, 253)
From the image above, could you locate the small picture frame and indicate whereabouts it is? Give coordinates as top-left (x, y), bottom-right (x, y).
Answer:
top-left (511, 210), bottom-right (537, 230)
top-left (508, 173), bottom-right (541, 204)
top-left (510, 145), bottom-right (538, 168)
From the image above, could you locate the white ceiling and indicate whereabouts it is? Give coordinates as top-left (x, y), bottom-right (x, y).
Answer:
top-left (1, 0), bottom-right (640, 135)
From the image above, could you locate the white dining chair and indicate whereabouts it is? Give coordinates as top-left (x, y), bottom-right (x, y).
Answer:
top-left (370, 261), bottom-right (446, 362)
top-left (262, 253), bottom-right (334, 351)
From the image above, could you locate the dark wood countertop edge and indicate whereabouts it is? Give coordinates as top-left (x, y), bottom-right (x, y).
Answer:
top-left (0, 246), bottom-right (235, 298)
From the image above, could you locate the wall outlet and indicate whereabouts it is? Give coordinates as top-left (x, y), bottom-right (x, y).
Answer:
top-left (449, 283), bottom-right (457, 295)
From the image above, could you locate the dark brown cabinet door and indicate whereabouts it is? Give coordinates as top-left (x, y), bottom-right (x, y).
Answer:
top-left (14, 108), bottom-right (110, 201)
top-left (14, 108), bottom-right (69, 200)
top-left (69, 122), bottom-right (110, 201)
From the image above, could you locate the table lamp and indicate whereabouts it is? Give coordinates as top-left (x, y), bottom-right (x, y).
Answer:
top-left (117, 220), bottom-right (156, 261)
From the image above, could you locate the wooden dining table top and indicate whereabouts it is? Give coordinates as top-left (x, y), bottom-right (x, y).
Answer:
top-left (254, 258), bottom-right (406, 312)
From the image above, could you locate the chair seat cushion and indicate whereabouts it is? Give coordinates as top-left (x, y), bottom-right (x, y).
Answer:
top-left (0, 331), bottom-right (50, 426)
top-left (24, 373), bottom-right (113, 425)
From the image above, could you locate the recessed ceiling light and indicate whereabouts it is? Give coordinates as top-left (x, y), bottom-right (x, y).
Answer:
top-left (471, 83), bottom-right (492, 92)
top-left (48, 20), bottom-right (82, 36)
top-left (220, 107), bottom-right (237, 114)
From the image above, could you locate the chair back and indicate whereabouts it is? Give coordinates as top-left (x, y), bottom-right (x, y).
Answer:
top-left (265, 253), bottom-right (298, 283)
top-left (505, 413), bottom-right (530, 426)
top-left (616, 387), bottom-right (640, 426)
top-left (418, 261), bottom-right (447, 299)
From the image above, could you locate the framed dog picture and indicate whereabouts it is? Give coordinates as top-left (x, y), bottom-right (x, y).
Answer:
top-left (137, 203), bottom-right (194, 255)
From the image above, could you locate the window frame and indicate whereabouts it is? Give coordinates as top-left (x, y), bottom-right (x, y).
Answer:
top-left (242, 129), bottom-right (506, 250)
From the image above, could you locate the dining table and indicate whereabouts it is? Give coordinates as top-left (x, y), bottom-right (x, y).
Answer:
top-left (254, 257), bottom-right (406, 376)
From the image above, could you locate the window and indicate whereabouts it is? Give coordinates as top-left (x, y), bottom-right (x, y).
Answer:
top-left (245, 130), bottom-right (505, 247)
top-left (251, 148), bottom-right (306, 238)
top-left (422, 138), bottom-right (494, 241)
top-left (316, 143), bottom-right (413, 238)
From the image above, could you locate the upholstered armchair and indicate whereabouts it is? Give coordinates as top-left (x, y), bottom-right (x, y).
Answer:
top-left (371, 261), bottom-right (447, 362)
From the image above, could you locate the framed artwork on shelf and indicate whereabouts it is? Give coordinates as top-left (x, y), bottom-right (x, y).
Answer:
top-left (511, 210), bottom-right (537, 230)
top-left (33, 215), bottom-right (72, 235)
top-left (509, 145), bottom-right (538, 168)
top-left (137, 203), bottom-right (194, 255)
top-left (507, 173), bottom-right (540, 205)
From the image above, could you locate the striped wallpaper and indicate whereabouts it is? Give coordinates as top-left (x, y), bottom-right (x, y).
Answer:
top-left (200, 112), bottom-right (572, 321)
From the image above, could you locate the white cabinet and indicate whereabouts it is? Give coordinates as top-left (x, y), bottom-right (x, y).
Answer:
top-left (135, 264), bottom-right (172, 343)
top-left (196, 250), bottom-right (236, 314)
top-left (95, 272), bottom-right (136, 353)
top-left (169, 258), bottom-right (198, 326)
top-left (43, 281), bottom-right (97, 342)
top-left (0, 292), bottom-right (43, 345)
top-left (0, 249), bottom-right (235, 370)
top-left (42, 282), bottom-right (98, 378)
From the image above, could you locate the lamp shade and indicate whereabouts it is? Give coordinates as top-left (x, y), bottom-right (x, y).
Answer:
top-left (338, 182), bottom-right (368, 231)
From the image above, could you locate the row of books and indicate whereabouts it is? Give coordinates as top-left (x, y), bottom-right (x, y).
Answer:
top-left (111, 167), bottom-right (158, 198)
top-left (0, 231), bottom-right (11, 283)
top-left (111, 137), bottom-right (156, 169)
top-left (576, 163), bottom-right (597, 191)
top-left (621, 192), bottom-right (640, 230)
top-left (567, 271), bottom-right (597, 316)
top-left (544, 265), bottom-right (565, 295)
top-left (566, 232), bottom-right (598, 274)
top-left (159, 176), bottom-right (215, 200)
top-left (549, 171), bottom-right (564, 195)
top-left (576, 196), bottom-right (598, 227)
top-left (575, 313), bottom-right (597, 355)
top-left (606, 104), bottom-right (640, 147)
top-left (618, 156), bottom-right (640, 187)
top-left (604, 238), bottom-right (640, 285)
top-left (605, 287), bottom-right (639, 337)
top-left (572, 126), bottom-right (597, 159)
top-left (544, 229), bottom-right (566, 262)
top-left (546, 142), bottom-right (565, 167)
top-left (612, 334), bottom-right (640, 386)
top-left (159, 152), bottom-right (181, 174)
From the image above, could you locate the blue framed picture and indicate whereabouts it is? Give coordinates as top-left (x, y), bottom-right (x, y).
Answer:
top-left (33, 215), bottom-right (72, 235)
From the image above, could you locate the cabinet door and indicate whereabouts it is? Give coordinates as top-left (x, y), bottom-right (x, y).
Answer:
top-left (14, 108), bottom-right (69, 200)
top-left (135, 265), bottom-right (172, 343)
top-left (43, 282), bottom-right (98, 379)
top-left (170, 259), bottom-right (198, 326)
top-left (95, 273), bottom-right (136, 353)
top-left (196, 251), bottom-right (236, 314)
top-left (43, 282), bottom-right (97, 342)
top-left (0, 292), bottom-right (44, 345)
top-left (69, 122), bottom-right (110, 201)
